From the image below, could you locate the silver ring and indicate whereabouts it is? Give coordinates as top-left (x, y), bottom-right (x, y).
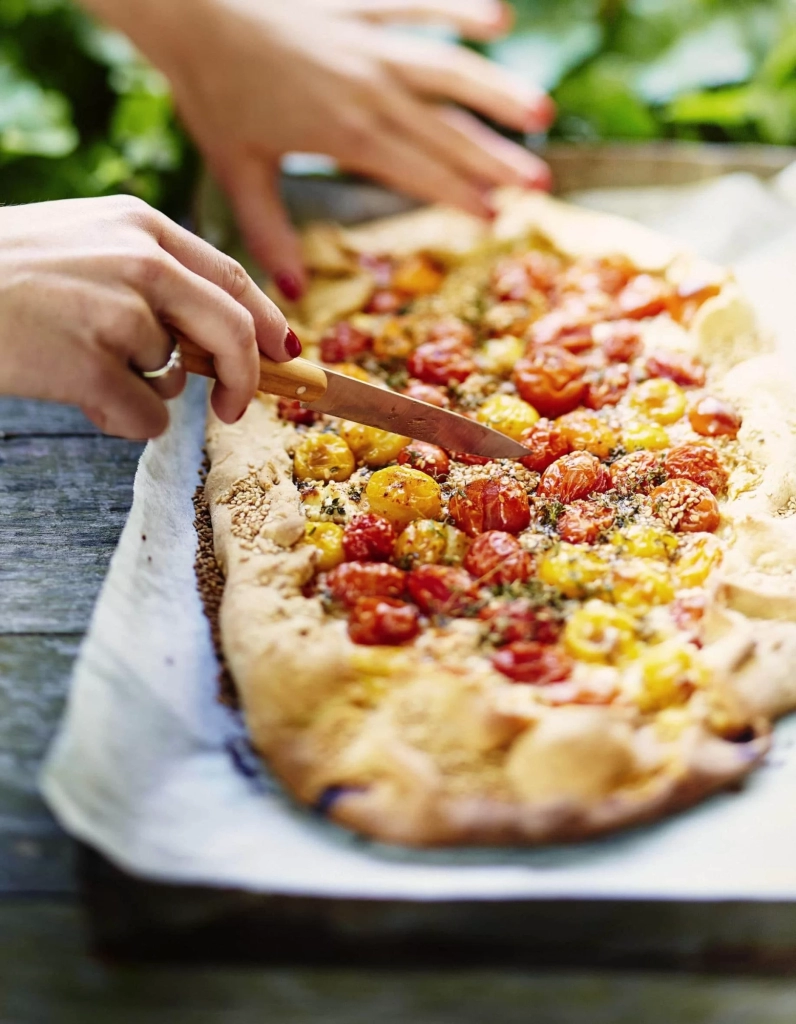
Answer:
top-left (141, 341), bottom-right (182, 379)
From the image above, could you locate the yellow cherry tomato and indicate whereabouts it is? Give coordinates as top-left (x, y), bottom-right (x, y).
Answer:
top-left (394, 519), bottom-right (469, 567)
top-left (556, 410), bottom-right (618, 459)
top-left (675, 534), bottom-right (723, 588)
top-left (476, 336), bottom-right (526, 377)
top-left (538, 543), bottom-right (609, 599)
top-left (629, 378), bottom-right (687, 425)
top-left (476, 393), bottom-right (539, 440)
top-left (303, 521), bottom-right (345, 571)
top-left (622, 419), bottom-right (670, 451)
top-left (611, 523), bottom-right (678, 560)
top-left (564, 599), bottom-right (640, 664)
top-left (611, 558), bottom-right (675, 611)
top-left (366, 465), bottom-right (442, 525)
top-left (339, 421), bottom-right (409, 467)
top-left (635, 640), bottom-right (708, 714)
top-left (294, 433), bottom-right (356, 482)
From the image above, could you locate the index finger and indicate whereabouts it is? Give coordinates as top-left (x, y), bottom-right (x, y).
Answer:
top-left (330, 0), bottom-right (513, 39)
top-left (148, 210), bottom-right (298, 364)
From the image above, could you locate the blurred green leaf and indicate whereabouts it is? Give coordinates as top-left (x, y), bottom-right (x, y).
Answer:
top-left (758, 24), bottom-right (796, 86)
top-left (0, 57), bottom-right (77, 156)
top-left (555, 56), bottom-right (659, 139)
top-left (636, 17), bottom-right (754, 103)
top-left (489, 23), bottom-right (602, 91)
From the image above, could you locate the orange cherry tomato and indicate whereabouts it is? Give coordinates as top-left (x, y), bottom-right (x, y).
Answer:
top-left (403, 380), bottom-right (451, 408)
top-left (646, 350), bottom-right (706, 388)
top-left (513, 347), bottom-right (587, 418)
top-left (599, 320), bottom-right (643, 362)
top-left (406, 338), bottom-right (476, 387)
top-left (325, 561), bottom-right (406, 606)
top-left (463, 531), bottom-right (534, 585)
top-left (407, 564), bottom-right (480, 617)
top-left (689, 396), bottom-right (742, 438)
top-left (651, 479), bottom-right (720, 533)
top-left (492, 642), bottom-right (573, 685)
top-left (663, 444), bottom-right (728, 495)
top-left (518, 418), bottom-right (571, 473)
top-left (448, 477), bottom-right (532, 537)
top-left (557, 499), bottom-right (615, 545)
top-left (610, 451), bottom-right (666, 496)
top-left (348, 597), bottom-right (420, 646)
top-left (584, 363), bottom-right (631, 409)
top-left (617, 274), bottom-right (673, 319)
top-left (537, 452), bottom-right (612, 503)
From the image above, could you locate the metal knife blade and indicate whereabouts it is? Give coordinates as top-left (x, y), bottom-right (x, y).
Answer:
top-left (305, 368), bottom-right (529, 459)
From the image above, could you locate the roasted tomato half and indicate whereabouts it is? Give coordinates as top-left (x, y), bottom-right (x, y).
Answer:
top-left (448, 477), bottom-right (532, 537)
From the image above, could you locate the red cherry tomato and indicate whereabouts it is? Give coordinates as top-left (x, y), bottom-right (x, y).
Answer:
top-left (403, 380), bottom-right (451, 408)
top-left (651, 479), bottom-right (720, 533)
top-left (617, 274), bottom-right (673, 319)
top-left (319, 322), bottom-right (371, 364)
top-left (599, 320), bottom-right (643, 362)
top-left (671, 590), bottom-right (707, 642)
top-left (526, 309), bottom-right (595, 351)
top-left (448, 477), bottom-right (532, 537)
top-left (518, 418), bottom-right (571, 473)
top-left (646, 350), bottom-right (706, 387)
top-left (536, 452), bottom-right (612, 503)
top-left (342, 514), bottom-right (397, 562)
top-left (513, 347), bottom-right (587, 418)
top-left (669, 279), bottom-right (722, 324)
top-left (407, 338), bottom-right (476, 387)
top-left (359, 252), bottom-right (394, 287)
top-left (610, 451), bottom-right (666, 496)
top-left (366, 289), bottom-right (407, 315)
top-left (425, 316), bottom-right (476, 348)
top-left (348, 597), bottom-right (420, 646)
top-left (277, 398), bottom-right (318, 426)
top-left (663, 444), bottom-right (728, 495)
top-left (584, 363), bottom-right (631, 409)
top-left (557, 499), bottom-right (615, 544)
top-left (492, 258), bottom-right (534, 301)
top-left (449, 452), bottom-right (495, 467)
top-left (397, 441), bottom-right (450, 480)
top-left (463, 531), bottom-right (534, 585)
top-left (325, 561), bottom-right (406, 606)
top-left (407, 564), bottom-right (480, 616)
top-left (689, 396), bottom-right (742, 438)
top-left (479, 599), bottom-right (562, 645)
top-left (492, 642), bottom-right (573, 685)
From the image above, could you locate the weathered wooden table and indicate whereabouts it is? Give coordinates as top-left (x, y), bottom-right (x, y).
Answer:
top-left (4, 401), bottom-right (796, 1022)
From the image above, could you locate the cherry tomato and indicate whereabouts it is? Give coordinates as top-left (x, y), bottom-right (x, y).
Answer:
top-left (646, 350), bottom-right (706, 387)
top-left (325, 561), bottom-right (406, 606)
top-left (448, 477), bottom-right (532, 537)
top-left (617, 274), bottom-right (673, 319)
top-left (348, 596), bottom-right (420, 646)
top-left (584, 363), bottom-right (631, 409)
top-left (407, 338), bottom-right (476, 387)
top-left (342, 514), bottom-right (397, 562)
top-left (392, 254), bottom-right (445, 296)
top-left (671, 590), bottom-right (707, 641)
top-left (556, 410), bottom-right (618, 459)
top-left (557, 500), bottom-right (615, 545)
top-left (479, 599), bottom-right (562, 645)
top-left (663, 444), bottom-right (728, 495)
top-left (277, 398), bottom-right (318, 426)
top-left (403, 380), bottom-right (451, 408)
top-left (518, 418), bottom-right (571, 472)
top-left (610, 451), bottom-right (665, 496)
top-left (537, 451), bottom-right (612, 503)
top-left (359, 252), bottom-right (394, 287)
top-left (669, 279), bottom-right (722, 324)
top-left (319, 322), bottom-right (371, 364)
top-left (426, 317), bottom-right (476, 348)
top-left (463, 531), bottom-right (534, 585)
top-left (373, 320), bottom-right (413, 361)
top-left (583, 254), bottom-right (637, 296)
top-left (492, 641), bottom-right (573, 685)
top-left (449, 451), bottom-right (495, 467)
top-left (599, 320), bottom-right (643, 362)
top-left (513, 347), bottom-right (586, 418)
top-left (397, 441), bottom-right (450, 480)
top-left (689, 396), bottom-right (742, 438)
top-left (651, 479), bottom-right (721, 533)
top-left (366, 289), bottom-right (407, 315)
top-left (407, 564), bottom-right (480, 616)
top-left (526, 309), bottom-right (595, 351)
top-left (492, 257), bottom-right (535, 302)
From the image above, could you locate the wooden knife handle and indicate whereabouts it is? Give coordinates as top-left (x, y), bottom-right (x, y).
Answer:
top-left (179, 337), bottom-right (328, 403)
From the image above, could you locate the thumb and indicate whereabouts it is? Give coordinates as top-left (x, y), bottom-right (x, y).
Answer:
top-left (223, 157), bottom-right (307, 302)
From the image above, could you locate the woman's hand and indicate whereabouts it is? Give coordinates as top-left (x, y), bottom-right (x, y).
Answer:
top-left (0, 196), bottom-right (296, 439)
top-left (82, 0), bottom-right (554, 299)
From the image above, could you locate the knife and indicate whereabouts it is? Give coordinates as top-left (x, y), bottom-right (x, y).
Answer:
top-left (179, 338), bottom-right (529, 459)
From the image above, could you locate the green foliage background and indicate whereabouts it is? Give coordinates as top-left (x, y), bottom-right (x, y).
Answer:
top-left (1, 0), bottom-right (796, 219)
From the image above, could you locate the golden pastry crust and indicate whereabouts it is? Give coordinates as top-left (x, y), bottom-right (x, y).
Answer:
top-left (205, 189), bottom-right (795, 847)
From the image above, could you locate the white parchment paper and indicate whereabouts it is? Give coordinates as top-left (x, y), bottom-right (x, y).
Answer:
top-left (41, 171), bottom-right (796, 900)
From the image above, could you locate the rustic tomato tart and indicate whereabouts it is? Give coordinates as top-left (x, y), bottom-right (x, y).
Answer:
top-left (204, 189), bottom-right (796, 847)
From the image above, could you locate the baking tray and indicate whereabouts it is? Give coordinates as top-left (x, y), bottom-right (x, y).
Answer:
top-left (80, 142), bottom-right (796, 967)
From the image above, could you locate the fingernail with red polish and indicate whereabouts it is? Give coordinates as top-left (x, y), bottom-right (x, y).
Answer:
top-left (285, 328), bottom-right (302, 359)
top-left (525, 96), bottom-right (557, 133)
top-left (275, 271), bottom-right (304, 302)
